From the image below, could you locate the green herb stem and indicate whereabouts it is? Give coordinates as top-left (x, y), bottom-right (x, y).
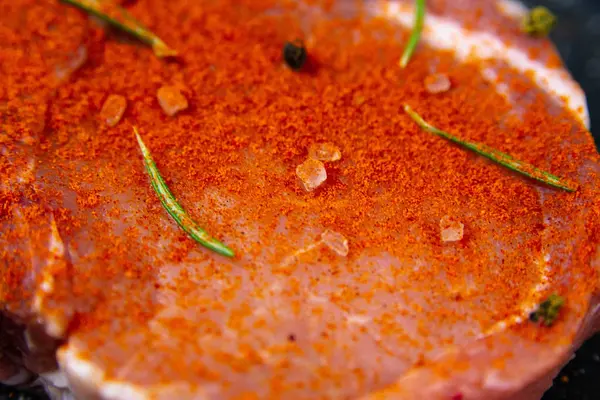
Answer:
top-left (399, 0), bottom-right (426, 68)
top-left (134, 127), bottom-right (234, 258)
top-left (403, 105), bottom-right (577, 192)
top-left (61, 0), bottom-right (177, 58)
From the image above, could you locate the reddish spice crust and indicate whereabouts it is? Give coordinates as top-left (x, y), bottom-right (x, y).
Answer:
top-left (1, 0), bottom-right (599, 398)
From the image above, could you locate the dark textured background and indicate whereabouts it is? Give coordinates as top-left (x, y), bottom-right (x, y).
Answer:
top-left (2, 0), bottom-right (600, 399)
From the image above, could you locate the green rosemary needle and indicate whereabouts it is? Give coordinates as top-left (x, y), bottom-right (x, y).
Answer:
top-left (133, 127), bottom-right (235, 258)
top-left (399, 0), bottom-right (426, 68)
top-left (403, 105), bottom-right (577, 192)
top-left (61, 0), bottom-right (177, 58)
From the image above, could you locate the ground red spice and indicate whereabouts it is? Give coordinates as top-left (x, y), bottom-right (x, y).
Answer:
top-left (1, 0), bottom-right (600, 398)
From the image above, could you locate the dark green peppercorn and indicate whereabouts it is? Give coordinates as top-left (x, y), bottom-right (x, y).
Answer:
top-left (283, 40), bottom-right (307, 70)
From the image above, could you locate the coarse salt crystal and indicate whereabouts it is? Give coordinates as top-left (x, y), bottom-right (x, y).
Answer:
top-left (157, 85), bottom-right (188, 116)
top-left (440, 215), bottom-right (464, 242)
top-left (296, 158), bottom-right (327, 191)
top-left (100, 94), bottom-right (127, 127)
top-left (54, 45), bottom-right (87, 82)
top-left (308, 142), bottom-right (342, 162)
top-left (321, 229), bottom-right (349, 257)
top-left (425, 73), bottom-right (452, 94)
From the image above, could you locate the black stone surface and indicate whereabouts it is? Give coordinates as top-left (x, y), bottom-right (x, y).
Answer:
top-left (2, 0), bottom-right (600, 399)
top-left (0, 384), bottom-right (47, 400)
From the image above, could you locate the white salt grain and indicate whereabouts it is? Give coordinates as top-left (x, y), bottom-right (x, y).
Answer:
top-left (296, 158), bottom-right (327, 191)
top-left (308, 142), bottom-right (342, 162)
top-left (54, 45), bottom-right (87, 82)
top-left (321, 229), bottom-right (349, 257)
top-left (100, 94), bottom-right (127, 127)
top-left (440, 215), bottom-right (464, 242)
top-left (425, 73), bottom-right (452, 94)
top-left (157, 85), bottom-right (188, 116)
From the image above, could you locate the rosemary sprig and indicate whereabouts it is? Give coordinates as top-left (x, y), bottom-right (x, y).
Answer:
top-left (61, 0), bottom-right (177, 58)
top-left (133, 127), bottom-right (235, 258)
top-left (399, 0), bottom-right (426, 68)
top-left (403, 105), bottom-right (577, 192)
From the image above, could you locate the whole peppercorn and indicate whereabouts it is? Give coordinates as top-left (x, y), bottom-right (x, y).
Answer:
top-left (283, 40), bottom-right (307, 70)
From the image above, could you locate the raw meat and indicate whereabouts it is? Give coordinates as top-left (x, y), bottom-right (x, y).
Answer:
top-left (1, 0), bottom-right (599, 399)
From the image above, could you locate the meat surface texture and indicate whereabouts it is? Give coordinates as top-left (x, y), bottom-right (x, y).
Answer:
top-left (1, 0), bottom-right (600, 399)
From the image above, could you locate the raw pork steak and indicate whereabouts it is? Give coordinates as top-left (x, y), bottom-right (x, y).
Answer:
top-left (1, 0), bottom-right (600, 399)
